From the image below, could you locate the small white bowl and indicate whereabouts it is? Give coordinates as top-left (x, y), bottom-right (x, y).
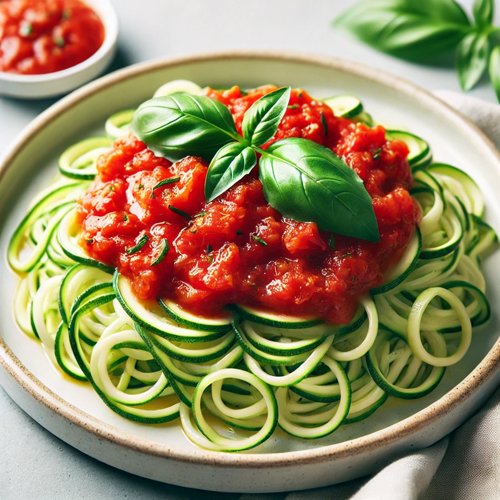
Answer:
top-left (0, 0), bottom-right (118, 99)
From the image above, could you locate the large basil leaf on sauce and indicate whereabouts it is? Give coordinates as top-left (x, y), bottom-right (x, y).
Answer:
top-left (205, 142), bottom-right (257, 201)
top-left (259, 138), bottom-right (380, 241)
top-left (242, 87), bottom-right (291, 146)
top-left (132, 93), bottom-right (239, 161)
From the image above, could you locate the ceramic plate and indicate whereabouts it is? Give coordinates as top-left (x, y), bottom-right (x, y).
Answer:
top-left (0, 52), bottom-right (499, 493)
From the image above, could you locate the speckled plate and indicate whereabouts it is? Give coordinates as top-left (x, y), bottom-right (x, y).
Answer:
top-left (0, 52), bottom-right (499, 493)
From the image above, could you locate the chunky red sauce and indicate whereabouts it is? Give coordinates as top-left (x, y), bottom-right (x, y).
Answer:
top-left (0, 0), bottom-right (104, 74)
top-left (77, 86), bottom-right (420, 324)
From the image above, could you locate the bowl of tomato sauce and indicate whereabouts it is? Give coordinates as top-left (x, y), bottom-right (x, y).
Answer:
top-left (0, 0), bottom-right (118, 98)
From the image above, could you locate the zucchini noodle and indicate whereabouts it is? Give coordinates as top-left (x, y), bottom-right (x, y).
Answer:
top-left (7, 80), bottom-right (498, 451)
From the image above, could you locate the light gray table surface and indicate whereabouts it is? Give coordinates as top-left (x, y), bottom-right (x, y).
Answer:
top-left (0, 1), bottom-right (498, 498)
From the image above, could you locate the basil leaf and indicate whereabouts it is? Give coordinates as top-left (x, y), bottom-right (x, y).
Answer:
top-left (405, 0), bottom-right (470, 25)
top-left (132, 93), bottom-right (239, 161)
top-left (336, 0), bottom-right (470, 27)
top-left (205, 142), bottom-right (257, 201)
top-left (473, 0), bottom-right (493, 27)
top-left (335, 0), bottom-right (471, 61)
top-left (457, 32), bottom-right (490, 90)
top-left (489, 45), bottom-right (500, 101)
top-left (242, 87), bottom-right (291, 146)
top-left (259, 138), bottom-right (379, 242)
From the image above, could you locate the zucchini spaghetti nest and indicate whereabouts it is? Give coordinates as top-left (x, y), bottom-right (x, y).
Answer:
top-left (7, 80), bottom-right (498, 451)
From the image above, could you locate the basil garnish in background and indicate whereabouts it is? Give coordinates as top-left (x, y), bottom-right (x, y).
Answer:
top-left (474, 0), bottom-right (494, 28)
top-left (334, 0), bottom-right (500, 100)
top-left (259, 138), bottom-right (379, 241)
top-left (457, 32), bottom-right (490, 91)
top-left (132, 93), bottom-right (240, 160)
top-left (133, 88), bottom-right (380, 242)
top-left (336, 0), bottom-right (471, 61)
top-left (489, 46), bottom-right (500, 100)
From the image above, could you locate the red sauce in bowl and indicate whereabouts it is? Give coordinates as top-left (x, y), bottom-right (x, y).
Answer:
top-left (77, 87), bottom-right (420, 324)
top-left (0, 0), bottom-right (104, 75)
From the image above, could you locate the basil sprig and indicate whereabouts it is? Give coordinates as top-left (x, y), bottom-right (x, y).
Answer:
top-left (133, 88), bottom-right (380, 242)
top-left (334, 0), bottom-right (500, 100)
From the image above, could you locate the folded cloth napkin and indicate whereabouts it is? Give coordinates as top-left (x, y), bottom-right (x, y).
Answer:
top-left (273, 92), bottom-right (500, 500)
top-left (434, 91), bottom-right (500, 150)
top-left (279, 387), bottom-right (499, 500)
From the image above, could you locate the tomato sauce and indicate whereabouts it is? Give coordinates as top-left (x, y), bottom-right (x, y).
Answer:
top-left (0, 0), bottom-right (104, 75)
top-left (77, 87), bottom-right (420, 324)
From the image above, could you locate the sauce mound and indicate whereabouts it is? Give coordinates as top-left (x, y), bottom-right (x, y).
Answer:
top-left (0, 0), bottom-right (104, 75)
top-left (77, 86), bottom-right (419, 324)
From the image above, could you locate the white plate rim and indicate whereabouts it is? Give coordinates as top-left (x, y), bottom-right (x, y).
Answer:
top-left (0, 50), bottom-right (499, 470)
